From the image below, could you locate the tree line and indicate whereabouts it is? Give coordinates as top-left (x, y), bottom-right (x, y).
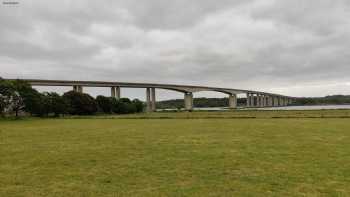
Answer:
top-left (156, 97), bottom-right (247, 109)
top-left (157, 95), bottom-right (350, 109)
top-left (294, 95), bottom-right (350, 105)
top-left (0, 79), bottom-right (144, 117)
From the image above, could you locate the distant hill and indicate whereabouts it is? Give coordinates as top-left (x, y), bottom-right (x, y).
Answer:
top-left (157, 97), bottom-right (247, 109)
top-left (156, 95), bottom-right (350, 109)
top-left (296, 95), bottom-right (350, 105)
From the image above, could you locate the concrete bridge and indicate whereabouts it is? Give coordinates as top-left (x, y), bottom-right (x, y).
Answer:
top-left (9, 79), bottom-right (296, 112)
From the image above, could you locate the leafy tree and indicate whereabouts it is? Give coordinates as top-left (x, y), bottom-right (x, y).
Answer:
top-left (8, 79), bottom-right (42, 116)
top-left (119, 98), bottom-right (132, 103)
top-left (11, 91), bottom-right (24, 117)
top-left (132, 99), bottom-right (144, 112)
top-left (63, 91), bottom-right (97, 115)
top-left (111, 99), bottom-right (127, 114)
top-left (48, 92), bottom-right (68, 117)
top-left (111, 98), bottom-right (137, 114)
top-left (96, 95), bottom-right (113, 113)
top-left (0, 79), bottom-right (14, 115)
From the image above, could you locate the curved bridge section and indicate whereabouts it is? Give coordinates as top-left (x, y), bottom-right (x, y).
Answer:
top-left (7, 79), bottom-right (295, 112)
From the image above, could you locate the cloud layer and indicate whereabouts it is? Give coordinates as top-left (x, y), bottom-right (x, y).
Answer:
top-left (1, 0), bottom-right (350, 98)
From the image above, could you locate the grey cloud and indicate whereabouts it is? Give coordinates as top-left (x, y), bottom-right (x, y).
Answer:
top-left (1, 0), bottom-right (350, 97)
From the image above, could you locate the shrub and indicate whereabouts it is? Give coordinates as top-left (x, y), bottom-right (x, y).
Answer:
top-left (96, 95), bottom-right (113, 114)
top-left (63, 91), bottom-right (97, 115)
top-left (132, 99), bottom-right (144, 112)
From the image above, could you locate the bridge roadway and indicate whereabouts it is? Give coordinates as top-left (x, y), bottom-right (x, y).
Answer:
top-left (8, 79), bottom-right (296, 112)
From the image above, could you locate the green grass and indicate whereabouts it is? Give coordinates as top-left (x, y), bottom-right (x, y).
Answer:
top-left (1, 111), bottom-right (350, 196)
top-left (71, 109), bottom-right (350, 119)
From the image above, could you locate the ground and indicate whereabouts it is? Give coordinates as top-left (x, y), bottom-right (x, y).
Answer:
top-left (1, 110), bottom-right (350, 196)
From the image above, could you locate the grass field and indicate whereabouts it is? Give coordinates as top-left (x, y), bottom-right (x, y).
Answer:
top-left (1, 110), bottom-right (350, 196)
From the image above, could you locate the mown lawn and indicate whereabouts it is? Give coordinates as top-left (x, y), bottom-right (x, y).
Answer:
top-left (1, 114), bottom-right (350, 196)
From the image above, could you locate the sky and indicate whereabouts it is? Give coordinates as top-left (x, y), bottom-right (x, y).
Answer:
top-left (1, 0), bottom-right (350, 100)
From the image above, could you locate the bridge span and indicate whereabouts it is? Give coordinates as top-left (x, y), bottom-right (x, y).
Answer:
top-left (8, 79), bottom-right (295, 112)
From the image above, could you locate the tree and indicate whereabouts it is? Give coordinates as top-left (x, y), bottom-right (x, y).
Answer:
top-left (96, 95), bottom-right (113, 113)
top-left (48, 92), bottom-right (68, 117)
top-left (132, 99), bottom-right (144, 112)
top-left (63, 91), bottom-right (97, 115)
top-left (111, 98), bottom-right (138, 114)
top-left (111, 98), bottom-right (127, 114)
top-left (10, 79), bottom-right (42, 116)
top-left (0, 79), bottom-right (14, 116)
top-left (11, 91), bottom-right (24, 117)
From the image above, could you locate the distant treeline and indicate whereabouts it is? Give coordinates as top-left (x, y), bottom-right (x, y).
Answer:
top-left (157, 97), bottom-right (247, 109)
top-left (0, 78), bottom-right (144, 117)
top-left (157, 95), bottom-right (350, 109)
top-left (295, 95), bottom-right (350, 105)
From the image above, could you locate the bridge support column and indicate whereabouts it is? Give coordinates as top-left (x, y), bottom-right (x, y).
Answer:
top-left (111, 87), bottom-right (121, 99)
top-left (73, 85), bottom-right (83, 93)
top-left (250, 94), bottom-right (258, 107)
top-left (151, 88), bottom-right (156, 112)
top-left (184, 92), bottom-right (193, 111)
top-left (229, 94), bottom-right (237, 109)
top-left (273, 97), bottom-right (278, 107)
top-left (267, 96), bottom-right (272, 107)
top-left (271, 96), bottom-right (274, 106)
top-left (146, 88), bottom-right (152, 112)
top-left (262, 94), bottom-right (266, 107)
top-left (246, 93), bottom-right (251, 107)
top-left (278, 97), bottom-right (283, 106)
top-left (257, 94), bottom-right (262, 107)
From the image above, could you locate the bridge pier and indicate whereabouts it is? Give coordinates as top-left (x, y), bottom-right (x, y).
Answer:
top-left (252, 93), bottom-right (256, 107)
top-left (257, 94), bottom-right (263, 107)
top-left (252, 94), bottom-right (257, 107)
top-left (73, 85), bottom-right (83, 93)
top-left (151, 88), bottom-right (156, 112)
top-left (146, 88), bottom-right (157, 112)
top-left (261, 94), bottom-right (266, 107)
top-left (273, 97), bottom-right (278, 107)
top-left (246, 93), bottom-right (252, 107)
top-left (267, 95), bottom-right (272, 107)
top-left (111, 86), bottom-right (121, 99)
top-left (279, 97), bottom-right (283, 106)
top-left (228, 94), bottom-right (237, 109)
top-left (146, 88), bottom-right (151, 112)
top-left (184, 92), bottom-right (193, 111)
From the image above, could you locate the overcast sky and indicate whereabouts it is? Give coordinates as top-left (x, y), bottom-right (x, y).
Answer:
top-left (1, 0), bottom-right (350, 100)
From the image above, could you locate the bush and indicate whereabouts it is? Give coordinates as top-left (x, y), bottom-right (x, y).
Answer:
top-left (63, 91), bottom-right (97, 115)
top-left (0, 79), bottom-right (14, 115)
top-left (46, 92), bottom-right (69, 117)
top-left (132, 99), bottom-right (144, 112)
top-left (96, 95), bottom-right (113, 113)
top-left (111, 98), bottom-right (139, 114)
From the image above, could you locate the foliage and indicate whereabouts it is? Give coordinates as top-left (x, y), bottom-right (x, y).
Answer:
top-left (295, 95), bottom-right (350, 105)
top-left (111, 98), bottom-right (136, 114)
top-left (132, 99), bottom-right (144, 112)
top-left (42, 92), bottom-right (69, 117)
top-left (0, 78), bottom-right (145, 117)
top-left (0, 79), bottom-right (14, 115)
top-left (63, 91), bottom-right (97, 115)
top-left (96, 95), bottom-right (113, 114)
top-left (156, 97), bottom-right (247, 109)
top-left (157, 95), bottom-right (350, 109)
